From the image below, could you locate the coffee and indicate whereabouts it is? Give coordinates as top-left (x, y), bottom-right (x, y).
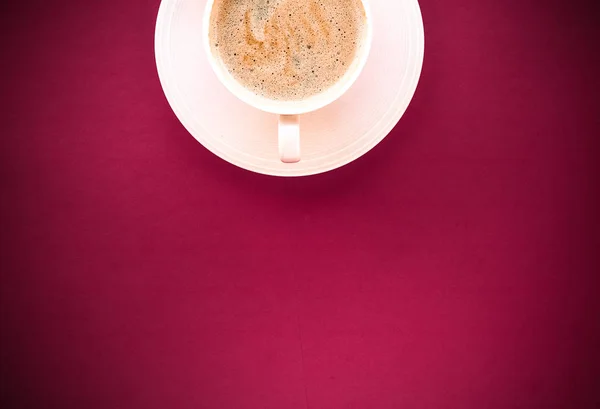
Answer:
top-left (209, 0), bottom-right (366, 101)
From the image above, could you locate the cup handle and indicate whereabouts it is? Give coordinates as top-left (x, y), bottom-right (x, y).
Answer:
top-left (278, 115), bottom-right (300, 163)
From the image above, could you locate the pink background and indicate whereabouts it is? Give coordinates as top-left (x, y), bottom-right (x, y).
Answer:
top-left (1, 0), bottom-right (599, 408)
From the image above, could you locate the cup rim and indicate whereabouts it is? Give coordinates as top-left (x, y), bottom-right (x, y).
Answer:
top-left (203, 0), bottom-right (373, 115)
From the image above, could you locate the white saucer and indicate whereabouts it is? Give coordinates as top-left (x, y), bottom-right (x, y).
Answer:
top-left (155, 0), bottom-right (424, 177)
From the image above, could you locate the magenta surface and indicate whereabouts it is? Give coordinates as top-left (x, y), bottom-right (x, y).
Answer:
top-left (1, 0), bottom-right (599, 408)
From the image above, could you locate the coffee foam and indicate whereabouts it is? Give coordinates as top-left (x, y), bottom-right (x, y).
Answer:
top-left (209, 0), bottom-right (366, 101)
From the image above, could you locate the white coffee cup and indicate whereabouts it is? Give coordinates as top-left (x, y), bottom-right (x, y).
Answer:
top-left (202, 0), bottom-right (373, 163)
